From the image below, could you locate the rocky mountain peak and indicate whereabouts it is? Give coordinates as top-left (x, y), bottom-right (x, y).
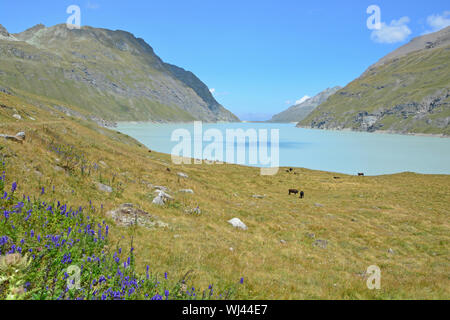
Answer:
top-left (0, 24), bottom-right (9, 37)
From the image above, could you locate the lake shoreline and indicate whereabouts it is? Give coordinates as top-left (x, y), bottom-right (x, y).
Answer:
top-left (296, 125), bottom-right (449, 139)
top-left (116, 122), bottom-right (450, 176)
top-left (116, 121), bottom-right (449, 138)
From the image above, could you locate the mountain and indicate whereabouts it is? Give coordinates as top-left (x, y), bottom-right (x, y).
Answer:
top-left (270, 86), bottom-right (341, 122)
top-left (298, 27), bottom-right (450, 136)
top-left (0, 23), bottom-right (239, 123)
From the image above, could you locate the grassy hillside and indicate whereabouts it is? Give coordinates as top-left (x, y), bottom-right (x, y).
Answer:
top-left (299, 43), bottom-right (450, 135)
top-left (1, 92), bottom-right (449, 299)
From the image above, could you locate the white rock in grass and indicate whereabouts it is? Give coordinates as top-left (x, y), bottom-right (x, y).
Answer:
top-left (96, 182), bottom-right (113, 193)
top-left (154, 190), bottom-right (174, 200)
top-left (12, 114), bottom-right (22, 120)
top-left (228, 218), bottom-right (248, 230)
top-left (179, 189), bottom-right (194, 194)
top-left (177, 172), bottom-right (188, 178)
top-left (15, 132), bottom-right (25, 140)
top-left (152, 195), bottom-right (165, 206)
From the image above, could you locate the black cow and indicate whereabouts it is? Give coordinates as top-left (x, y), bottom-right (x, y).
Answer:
top-left (300, 191), bottom-right (305, 199)
top-left (289, 189), bottom-right (299, 196)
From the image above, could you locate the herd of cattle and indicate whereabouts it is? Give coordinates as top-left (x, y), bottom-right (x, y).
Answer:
top-left (286, 168), bottom-right (365, 199)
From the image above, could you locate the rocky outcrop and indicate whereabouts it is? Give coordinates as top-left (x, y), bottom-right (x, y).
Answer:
top-left (106, 203), bottom-right (168, 228)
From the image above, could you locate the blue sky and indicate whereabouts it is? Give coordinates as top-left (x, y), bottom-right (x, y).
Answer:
top-left (1, 0), bottom-right (449, 120)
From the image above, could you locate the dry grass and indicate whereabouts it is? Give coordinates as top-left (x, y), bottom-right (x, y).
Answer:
top-left (1, 92), bottom-right (449, 299)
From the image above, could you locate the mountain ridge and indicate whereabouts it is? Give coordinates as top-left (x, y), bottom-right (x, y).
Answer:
top-left (270, 86), bottom-right (341, 123)
top-left (298, 27), bottom-right (450, 136)
top-left (0, 23), bottom-right (239, 123)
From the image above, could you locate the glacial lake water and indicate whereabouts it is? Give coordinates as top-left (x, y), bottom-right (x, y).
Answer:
top-left (116, 122), bottom-right (450, 176)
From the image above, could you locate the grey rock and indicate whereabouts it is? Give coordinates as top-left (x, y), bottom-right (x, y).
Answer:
top-left (177, 172), bottom-right (189, 178)
top-left (106, 203), bottom-right (168, 228)
top-left (152, 190), bottom-right (174, 206)
top-left (179, 189), bottom-right (194, 194)
top-left (154, 190), bottom-right (174, 200)
top-left (0, 132), bottom-right (25, 143)
top-left (15, 132), bottom-right (25, 140)
top-left (96, 182), bottom-right (113, 193)
top-left (152, 196), bottom-right (165, 206)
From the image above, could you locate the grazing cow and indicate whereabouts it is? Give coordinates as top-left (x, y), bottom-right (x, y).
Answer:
top-left (300, 191), bottom-right (305, 199)
top-left (289, 189), bottom-right (299, 196)
top-left (333, 176), bottom-right (341, 179)
top-left (167, 168), bottom-right (171, 172)
top-left (358, 173), bottom-right (365, 176)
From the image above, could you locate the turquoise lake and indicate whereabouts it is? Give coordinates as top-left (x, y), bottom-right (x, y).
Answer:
top-left (116, 122), bottom-right (450, 176)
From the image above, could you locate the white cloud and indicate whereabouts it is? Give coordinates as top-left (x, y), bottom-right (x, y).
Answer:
top-left (371, 17), bottom-right (412, 44)
top-left (424, 11), bottom-right (450, 33)
top-left (295, 95), bottom-right (310, 105)
top-left (209, 88), bottom-right (216, 94)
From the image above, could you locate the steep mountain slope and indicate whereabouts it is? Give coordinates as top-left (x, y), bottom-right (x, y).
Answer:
top-left (0, 23), bottom-right (239, 123)
top-left (270, 86), bottom-right (341, 122)
top-left (298, 27), bottom-right (450, 135)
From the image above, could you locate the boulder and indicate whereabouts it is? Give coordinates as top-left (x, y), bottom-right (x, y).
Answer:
top-left (15, 132), bottom-right (25, 140)
top-left (152, 196), bottom-right (165, 206)
top-left (96, 182), bottom-right (113, 193)
top-left (179, 189), bottom-right (194, 194)
top-left (154, 190), bottom-right (174, 200)
top-left (0, 132), bottom-right (26, 144)
top-left (152, 190), bottom-right (174, 206)
top-left (177, 172), bottom-right (189, 178)
top-left (228, 218), bottom-right (248, 230)
top-left (106, 203), bottom-right (168, 228)
top-left (12, 114), bottom-right (22, 120)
